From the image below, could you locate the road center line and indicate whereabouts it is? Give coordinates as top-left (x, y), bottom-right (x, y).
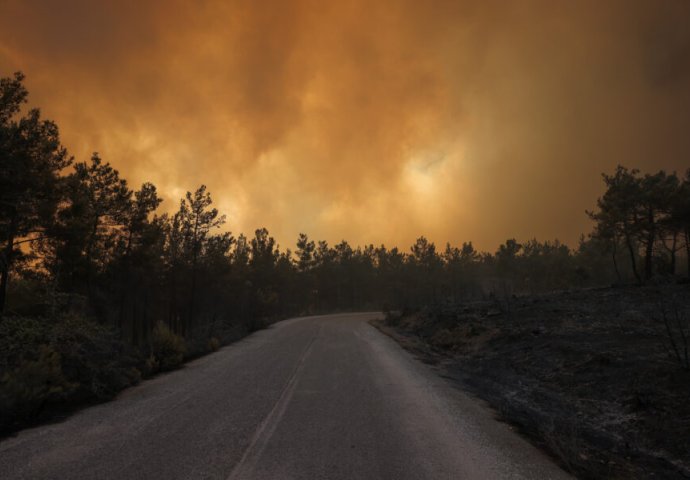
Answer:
top-left (226, 326), bottom-right (321, 480)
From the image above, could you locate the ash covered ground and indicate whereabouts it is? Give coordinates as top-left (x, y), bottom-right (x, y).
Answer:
top-left (375, 285), bottom-right (690, 479)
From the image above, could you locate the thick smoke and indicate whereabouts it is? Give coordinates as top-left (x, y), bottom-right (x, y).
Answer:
top-left (1, 0), bottom-right (689, 249)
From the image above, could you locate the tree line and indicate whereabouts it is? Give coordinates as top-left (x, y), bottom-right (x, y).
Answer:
top-left (2, 71), bottom-right (690, 351)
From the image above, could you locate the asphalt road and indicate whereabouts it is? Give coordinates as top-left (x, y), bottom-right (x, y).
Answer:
top-left (0, 313), bottom-right (571, 479)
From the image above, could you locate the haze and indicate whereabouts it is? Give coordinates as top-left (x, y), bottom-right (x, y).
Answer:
top-left (1, 0), bottom-right (689, 250)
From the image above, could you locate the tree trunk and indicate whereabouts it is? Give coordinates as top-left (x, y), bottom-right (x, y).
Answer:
top-left (84, 218), bottom-right (100, 296)
top-left (643, 208), bottom-right (655, 281)
top-left (612, 250), bottom-right (621, 283)
top-left (686, 229), bottom-right (690, 278)
top-left (670, 232), bottom-right (677, 276)
top-left (187, 267), bottom-right (196, 337)
top-left (187, 219), bottom-right (200, 337)
top-left (644, 233), bottom-right (654, 281)
top-left (624, 232), bottom-right (641, 284)
top-left (118, 230), bottom-right (134, 337)
top-left (168, 269), bottom-right (177, 331)
top-left (0, 212), bottom-right (18, 316)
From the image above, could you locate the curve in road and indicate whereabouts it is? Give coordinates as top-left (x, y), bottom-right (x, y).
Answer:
top-left (0, 313), bottom-right (571, 479)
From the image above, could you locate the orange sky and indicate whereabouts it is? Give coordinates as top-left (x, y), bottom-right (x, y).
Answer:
top-left (1, 0), bottom-right (689, 251)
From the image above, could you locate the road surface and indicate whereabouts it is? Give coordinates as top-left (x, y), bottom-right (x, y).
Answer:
top-left (0, 313), bottom-right (570, 479)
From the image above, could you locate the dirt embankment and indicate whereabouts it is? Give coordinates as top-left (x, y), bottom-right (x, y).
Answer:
top-left (374, 285), bottom-right (690, 479)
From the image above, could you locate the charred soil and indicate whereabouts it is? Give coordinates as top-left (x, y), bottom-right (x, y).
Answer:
top-left (374, 285), bottom-right (690, 479)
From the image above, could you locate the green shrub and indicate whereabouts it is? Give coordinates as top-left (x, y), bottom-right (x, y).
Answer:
top-left (0, 314), bottom-right (143, 432)
top-left (143, 354), bottom-right (160, 376)
top-left (0, 316), bottom-right (51, 369)
top-left (49, 313), bottom-right (142, 400)
top-left (0, 345), bottom-right (75, 428)
top-left (150, 323), bottom-right (186, 372)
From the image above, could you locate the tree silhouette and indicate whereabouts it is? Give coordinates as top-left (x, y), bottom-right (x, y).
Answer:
top-left (295, 233), bottom-right (315, 272)
top-left (589, 166), bottom-right (685, 282)
top-left (249, 228), bottom-right (279, 320)
top-left (180, 185), bottom-right (225, 333)
top-left (637, 171), bottom-right (678, 280)
top-left (589, 166), bottom-right (643, 283)
top-left (409, 236), bottom-right (441, 305)
top-left (674, 171), bottom-right (690, 277)
top-left (72, 154), bottom-right (132, 295)
top-left (0, 73), bottom-right (70, 315)
top-left (114, 182), bottom-right (162, 339)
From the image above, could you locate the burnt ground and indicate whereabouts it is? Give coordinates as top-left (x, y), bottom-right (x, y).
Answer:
top-left (373, 285), bottom-right (690, 479)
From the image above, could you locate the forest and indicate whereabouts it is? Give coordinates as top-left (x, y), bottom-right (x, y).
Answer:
top-left (2, 71), bottom-right (690, 432)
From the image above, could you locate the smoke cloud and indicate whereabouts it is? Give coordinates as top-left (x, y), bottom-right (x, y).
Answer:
top-left (2, 0), bottom-right (689, 250)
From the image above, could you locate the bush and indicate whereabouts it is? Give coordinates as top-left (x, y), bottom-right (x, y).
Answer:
top-left (208, 337), bottom-right (220, 352)
top-left (0, 345), bottom-right (75, 429)
top-left (50, 314), bottom-right (142, 400)
top-left (0, 316), bottom-right (51, 369)
top-left (143, 354), bottom-right (160, 376)
top-left (150, 323), bottom-right (186, 372)
top-left (0, 314), bottom-right (142, 433)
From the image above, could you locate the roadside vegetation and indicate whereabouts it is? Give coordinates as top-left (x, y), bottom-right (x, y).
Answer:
top-left (2, 68), bottom-right (690, 476)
